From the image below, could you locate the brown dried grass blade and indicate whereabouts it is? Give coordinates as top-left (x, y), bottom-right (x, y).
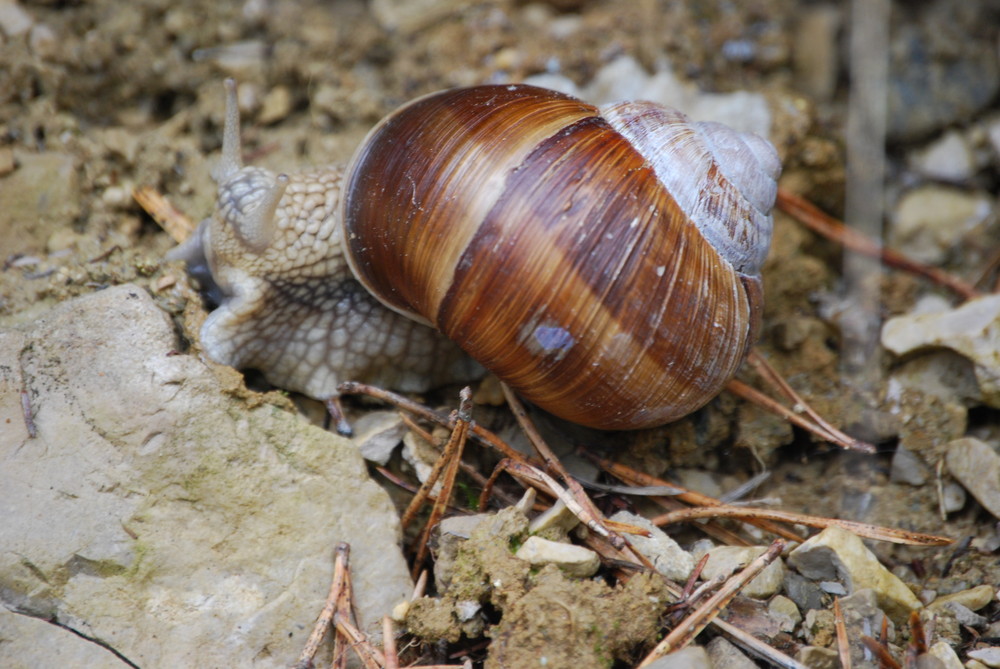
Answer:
top-left (776, 187), bottom-right (979, 300)
top-left (502, 384), bottom-right (628, 551)
top-left (731, 351), bottom-right (875, 453)
top-left (133, 185), bottom-right (197, 243)
top-left (407, 388), bottom-right (473, 579)
top-left (834, 597), bottom-right (852, 669)
top-left (591, 455), bottom-right (803, 543)
top-left (649, 505), bottom-right (952, 546)
top-left (860, 635), bottom-right (901, 669)
top-left (382, 617), bottom-right (398, 669)
top-left (294, 543), bottom-right (350, 669)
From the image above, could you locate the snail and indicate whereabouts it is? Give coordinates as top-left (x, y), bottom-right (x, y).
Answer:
top-left (169, 80), bottom-right (779, 432)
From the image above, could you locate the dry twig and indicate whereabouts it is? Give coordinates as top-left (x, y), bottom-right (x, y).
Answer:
top-left (776, 187), bottom-right (980, 301)
top-left (834, 597), bottom-right (852, 669)
top-left (649, 505), bottom-right (952, 546)
top-left (638, 540), bottom-right (786, 667)
top-left (133, 185), bottom-right (197, 243)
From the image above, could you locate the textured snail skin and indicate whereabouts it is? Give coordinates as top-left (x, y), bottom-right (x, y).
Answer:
top-left (343, 85), bottom-right (779, 430)
top-left (172, 82), bottom-right (779, 431)
top-left (167, 83), bottom-right (482, 404)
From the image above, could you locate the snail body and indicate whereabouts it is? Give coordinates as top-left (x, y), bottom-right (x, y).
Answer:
top-left (171, 81), bottom-right (779, 431)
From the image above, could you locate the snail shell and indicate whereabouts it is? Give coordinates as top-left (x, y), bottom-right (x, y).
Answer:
top-left (172, 82), bottom-right (779, 431)
top-left (342, 84), bottom-right (778, 429)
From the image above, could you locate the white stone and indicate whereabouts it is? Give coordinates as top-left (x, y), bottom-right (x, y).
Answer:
top-left (0, 285), bottom-right (412, 667)
top-left (882, 294), bottom-right (1000, 407)
top-left (890, 445), bottom-right (930, 486)
top-left (644, 645), bottom-right (712, 669)
top-left (946, 437), bottom-right (1000, 520)
top-left (699, 545), bottom-right (785, 599)
top-left (0, 0), bottom-right (33, 37)
top-left (928, 641), bottom-right (964, 669)
top-left (610, 510), bottom-right (694, 582)
top-left (787, 526), bottom-right (921, 621)
top-left (514, 536), bottom-right (600, 579)
top-left (706, 636), bottom-right (757, 669)
top-left (890, 185), bottom-right (993, 264)
top-left (370, 0), bottom-right (469, 33)
top-left (528, 499), bottom-right (580, 535)
top-left (909, 129), bottom-right (977, 182)
top-left (969, 647), bottom-right (1000, 668)
top-left (583, 55), bottom-right (773, 141)
top-left (351, 410), bottom-right (407, 465)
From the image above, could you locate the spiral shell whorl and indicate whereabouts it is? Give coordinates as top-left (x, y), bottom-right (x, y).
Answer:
top-left (601, 101), bottom-right (778, 277)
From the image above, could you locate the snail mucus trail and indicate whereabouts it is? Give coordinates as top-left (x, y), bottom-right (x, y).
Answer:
top-left (169, 80), bottom-right (780, 435)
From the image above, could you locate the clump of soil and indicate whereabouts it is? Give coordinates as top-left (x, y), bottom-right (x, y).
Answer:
top-left (406, 507), bottom-right (673, 668)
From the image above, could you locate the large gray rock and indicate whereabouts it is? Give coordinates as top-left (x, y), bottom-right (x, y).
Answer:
top-left (0, 285), bottom-right (412, 667)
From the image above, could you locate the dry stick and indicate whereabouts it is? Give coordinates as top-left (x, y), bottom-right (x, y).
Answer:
top-left (775, 187), bottom-right (980, 301)
top-left (649, 505), bottom-right (952, 546)
top-left (859, 636), bottom-right (900, 669)
top-left (711, 617), bottom-right (810, 669)
top-left (399, 400), bottom-right (465, 531)
top-left (501, 384), bottom-right (627, 551)
top-left (497, 458), bottom-right (657, 571)
top-left (638, 540), bottom-right (786, 667)
top-left (409, 388), bottom-right (474, 579)
top-left (331, 616), bottom-right (384, 669)
top-left (382, 617), bottom-right (399, 669)
top-left (133, 185), bottom-right (197, 243)
top-left (833, 597), bottom-right (852, 669)
top-left (295, 543), bottom-right (350, 669)
top-left (411, 569), bottom-right (428, 601)
top-left (375, 466), bottom-right (471, 516)
top-left (591, 455), bottom-right (804, 544)
top-left (746, 350), bottom-right (876, 454)
top-left (398, 412), bottom-right (522, 508)
top-left (332, 544), bottom-right (362, 669)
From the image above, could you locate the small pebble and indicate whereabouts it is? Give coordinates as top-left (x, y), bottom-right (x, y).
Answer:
top-left (706, 636), bottom-right (756, 669)
top-left (27, 22), bottom-right (56, 58)
top-left (644, 645), bottom-right (712, 669)
top-left (528, 499), bottom-right (579, 535)
top-left (908, 129), bottom-right (976, 182)
top-left (941, 482), bottom-right (967, 514)
top-left (890, 445), bottom-right (930, 486)
top-left (890, 185), bottom-right (992, 264)
top-left (928, 641), bottom-right (964, 669)
top-left (610, 510), bottom-right (693, 582)
top-left (929, 584), bottom-right (995, 613)
top-left (257, 85), bottom-right (292, 125)
top-left (968, 648), bottom-right (1000, 668)
top-left (946, 437), bottom-right (1000, 520)
top-left (513, 536), bottom-right (600, 578)
top-left (698, 545), bottom-right (785, 599)
top-left (768, 595), bottom-right (801, 633)
top-left (351, 410), bottom-right (406, 465)
top-left (795, 646), bottom-right (839, 669)
top-left (0, 0), bottom-right (34, 37)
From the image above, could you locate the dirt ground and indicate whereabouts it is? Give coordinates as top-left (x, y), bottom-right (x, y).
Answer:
top-left (2, 0), bottom-right (1000, 667)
